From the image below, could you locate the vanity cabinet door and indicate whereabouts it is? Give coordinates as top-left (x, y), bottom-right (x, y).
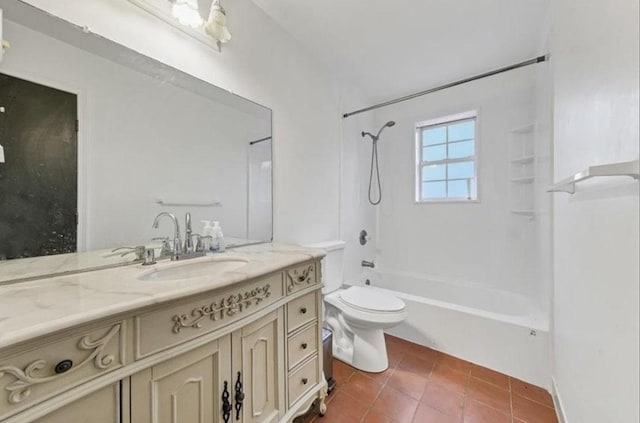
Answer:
top-left (33, 382), bottom-right (123, 423)
top-left (131, 336), bottom-right (232, 423)
top-left (233, 309), bottom-right (285, 423)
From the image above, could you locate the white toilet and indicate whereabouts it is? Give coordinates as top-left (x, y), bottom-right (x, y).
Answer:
top-left (307, 241), bottom-right (407, 373)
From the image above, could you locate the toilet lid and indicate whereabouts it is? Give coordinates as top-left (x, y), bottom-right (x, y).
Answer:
top-left (339, 286), bottom-right (405, 312)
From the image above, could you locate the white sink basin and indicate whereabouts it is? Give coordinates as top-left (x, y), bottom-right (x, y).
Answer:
top-left (138, 256), bottom-right (249, 282)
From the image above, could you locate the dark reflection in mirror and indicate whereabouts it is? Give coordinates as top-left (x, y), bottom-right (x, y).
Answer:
top-left (0, 73), bottom-right (77, 259)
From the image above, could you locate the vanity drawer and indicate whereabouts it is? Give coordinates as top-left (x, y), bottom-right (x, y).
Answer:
top-left (288, 355), bottom-right (319, 407)
top-left (285, 262), bottom-right (318, 294)
top-left (286, 291), bottom-right (318, 333)
top-left (135, 273), bottom-right (284, 358)
top-left (287, 323), bottom-right (318, 370)
top-left (0, 320), bottom-right (127, 421)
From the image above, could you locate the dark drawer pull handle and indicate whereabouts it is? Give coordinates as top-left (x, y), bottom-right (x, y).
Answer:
top-left (302, 377), bottom-right (308, 385)
top-left (235, 371), bottom-right (244, 420)
top-left (54, 360), bottom-right (73, 374)
top-left (301, 343), bottom-right (308, 350)
top-left (222, 381), bottom-right (232, 423)
top-left (300, 307), bottom-right (307, 314)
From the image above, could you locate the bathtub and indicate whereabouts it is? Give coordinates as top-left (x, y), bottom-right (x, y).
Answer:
top-left (349, 271), bottom-right (550, 388)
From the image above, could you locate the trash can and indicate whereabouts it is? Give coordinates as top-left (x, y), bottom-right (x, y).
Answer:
top-left (322, 327), bottom-right (336, 393)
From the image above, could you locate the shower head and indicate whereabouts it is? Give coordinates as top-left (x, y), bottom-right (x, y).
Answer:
top-left (361, 121), bottom-right (396, 142)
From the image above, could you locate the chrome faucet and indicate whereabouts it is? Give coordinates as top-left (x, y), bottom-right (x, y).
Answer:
top-left (184, 212), bottom-right (194, 253)
top-left (361, 260), bottom-right (375, 268)
top-left (152, 212), bottom-right (182, 259)
top-left (152, 211), bottom-right (205, 261)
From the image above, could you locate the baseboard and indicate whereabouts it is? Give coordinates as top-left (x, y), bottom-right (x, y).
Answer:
top-left (551, 377), bottom-right (568, 423)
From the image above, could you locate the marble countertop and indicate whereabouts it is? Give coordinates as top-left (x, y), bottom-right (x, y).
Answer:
top-left (0, 237), bottom-right (259, 285)
top-left (0, 243), bottom-right (325, 350)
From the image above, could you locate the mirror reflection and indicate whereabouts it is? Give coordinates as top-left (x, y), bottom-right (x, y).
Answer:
top-left (0, 2), bottom-right (272, 283)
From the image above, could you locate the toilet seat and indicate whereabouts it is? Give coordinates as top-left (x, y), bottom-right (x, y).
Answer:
top-left (339, 286), bottom-right (405, 313)
top-left (325, 287), bottom-right (407, 329)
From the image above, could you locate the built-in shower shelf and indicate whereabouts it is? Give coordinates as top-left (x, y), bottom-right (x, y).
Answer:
top-left (511, 210), bottom-right (536, 217)
top-left (511, 155), bottom-right (535, 164)
top-left (547, 159), bottom-right (639, 194)
top-left (511, 176), bottom-right (535, 184)
top-left (510, 124), bottom-right (535, 134)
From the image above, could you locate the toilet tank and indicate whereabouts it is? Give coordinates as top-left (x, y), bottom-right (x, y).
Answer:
top-left (304, 241), bottom-right (345, 293)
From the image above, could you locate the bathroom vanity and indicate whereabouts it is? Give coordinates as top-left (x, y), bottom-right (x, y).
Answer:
top-left (0, 244), bottom-right (326, 423)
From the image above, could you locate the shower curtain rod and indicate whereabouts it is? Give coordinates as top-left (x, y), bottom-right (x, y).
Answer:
top-left (249, 136), bottom-right (272, 145)
top-left (342, 55), bottom-right (548, 119)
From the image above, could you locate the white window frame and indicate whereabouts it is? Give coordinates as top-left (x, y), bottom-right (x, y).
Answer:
top-left (414, 110), bottom-right (479, 203)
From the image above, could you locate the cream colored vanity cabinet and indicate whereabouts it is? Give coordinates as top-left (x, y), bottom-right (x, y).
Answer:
top-left (0, 258), bottom-right (325, 423)
top-left (0, 317), bottom-right (131, 423)
top-left (131, 336), bottom-right (232, 423)
top-left (131, 310), bottom-right (284, 423)
top-left (231, 310), bottom-right (284, 423)
top-left (33, 382), bottom-right (124, 423)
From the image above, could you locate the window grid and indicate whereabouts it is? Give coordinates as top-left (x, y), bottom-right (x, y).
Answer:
top-left (416, 115), bottom-right (477, 202)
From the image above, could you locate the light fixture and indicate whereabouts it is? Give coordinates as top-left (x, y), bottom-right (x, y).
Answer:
top-left (204, 0), bottom-right (231, 51)
top-left (170, 0), bottom-right (203, 29)
top-left (129, 0), bottom-right (231, 51)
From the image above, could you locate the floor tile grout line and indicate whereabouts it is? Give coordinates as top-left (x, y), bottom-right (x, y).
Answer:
top-left (409, 360), bottom-right (435, 423)
top-left (509, 377), bottom-right (515, 423)
top-left (469, 374), bottom-right (511, 392)
top-left (466, 373), bottom-right (515, 419)
top-left (511, 391), bottom-right (557, 410)
top-left (458, 367), bottom-right (471, 423)
top-left (363, 364), bottom-right (392, 423)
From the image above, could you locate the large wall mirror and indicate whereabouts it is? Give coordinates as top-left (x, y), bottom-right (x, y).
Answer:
top-left (0, 1), bottom-right (272, 283)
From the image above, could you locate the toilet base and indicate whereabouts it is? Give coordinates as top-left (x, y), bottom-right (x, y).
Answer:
top-left (351, 327), bottom-right (389, 373)
top-left (331, 327), bottom-right (389, 373)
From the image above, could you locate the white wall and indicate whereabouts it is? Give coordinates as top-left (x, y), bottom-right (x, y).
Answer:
top-left (12, 0), bottom-right (344, 246)
top-left (550, 0), bottom-right (639, 421)
top-left (248, 139), bottom-right (272, 241)
top-left (372, 67), bottom-right (549, 307)
top-left (339, 96), bottom-right (377, 283)
top-left (0, 20), bottom-right (260, 249)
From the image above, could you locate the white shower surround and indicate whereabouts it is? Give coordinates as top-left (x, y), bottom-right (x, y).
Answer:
top-left (350, 270), bottom-right (550, 388)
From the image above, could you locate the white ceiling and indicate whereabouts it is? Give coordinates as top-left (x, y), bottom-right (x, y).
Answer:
top-left (252, 0), bottom-right (549, 104)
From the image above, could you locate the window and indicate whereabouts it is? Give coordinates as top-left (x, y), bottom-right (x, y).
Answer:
top-left (415, 111), bottom-right (478, 202)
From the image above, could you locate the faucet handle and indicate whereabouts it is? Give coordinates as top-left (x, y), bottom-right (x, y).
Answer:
top-left (152, 237), bottom-right (173, 257)
top-left (142, 248), bottom-right (156, 266)
top-left (190, 233), bottom-right (204, 252)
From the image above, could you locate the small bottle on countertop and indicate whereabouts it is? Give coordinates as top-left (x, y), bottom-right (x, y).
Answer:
top-left (211, 221), bottom-right (225, 253)
top-left (201, 220), bottom-right (214, 252)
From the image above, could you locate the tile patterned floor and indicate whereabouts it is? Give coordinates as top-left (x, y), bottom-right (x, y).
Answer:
top-left (299, 334), bottom-right (558, 423)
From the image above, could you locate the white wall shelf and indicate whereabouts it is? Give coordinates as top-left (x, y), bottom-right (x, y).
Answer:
top-left (509, 123), bottom-right (536, 215)
top-left (511, 123), bottom-right (535, 134)
top-left (511, 155), bottom-right (535, 164)
top-left (511, 210), bottom-right (536, 217)
top-left (547, 159), bottom-right (639, 194)
top-left (511, 176), bottom-right (535, 184)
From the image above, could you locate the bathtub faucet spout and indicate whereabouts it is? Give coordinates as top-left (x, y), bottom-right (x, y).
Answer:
top-left (361, 260), bottom-right (375, 268)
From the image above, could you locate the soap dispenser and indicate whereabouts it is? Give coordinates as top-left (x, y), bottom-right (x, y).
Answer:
top-left (201, 220), bottom-right (214, 252)
top-left (211, 221), bottom-right (225, 253)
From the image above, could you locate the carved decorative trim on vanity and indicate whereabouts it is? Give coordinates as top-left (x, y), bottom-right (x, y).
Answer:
top-left (286, 265), bottom-right (315, 292)
top-left (172, 284), bottom-right (272, 333)
top-left (0, 324), bottom-right (121, 405)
